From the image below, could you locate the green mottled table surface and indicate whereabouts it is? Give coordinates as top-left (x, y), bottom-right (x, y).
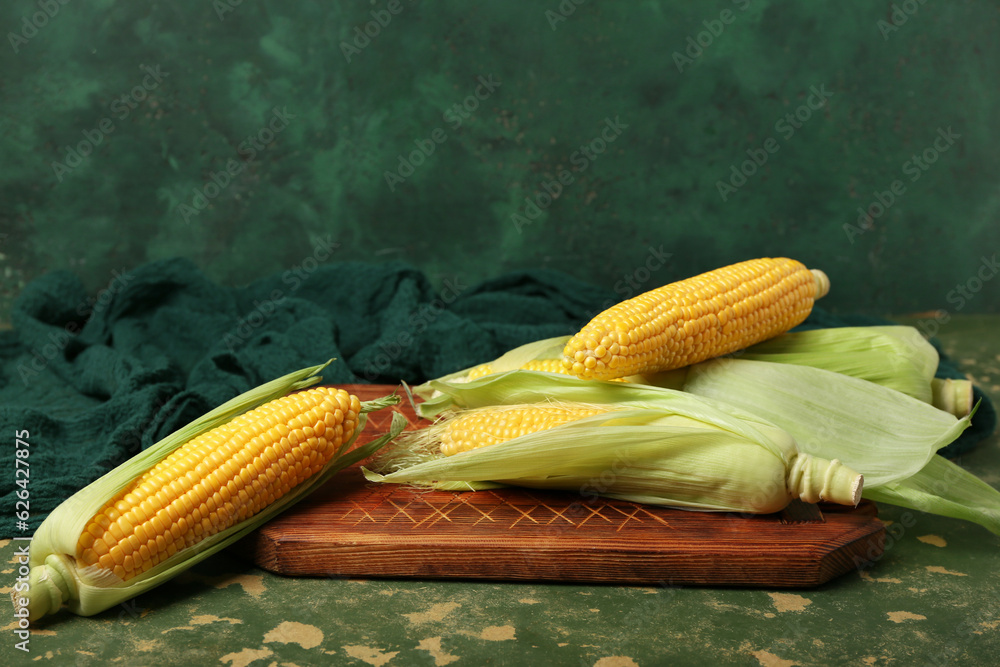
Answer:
top-left (4, 315), bottom-right (999, 667)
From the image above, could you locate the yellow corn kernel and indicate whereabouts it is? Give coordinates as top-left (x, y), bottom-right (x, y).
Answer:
top-left (563, 257), bottom-right (829, 380)
top-left (466, 358), bottom-right (628, 382)
top-left (75, 387), bottom-right (363, 581)
top-left (521, 359), bottom-right (575, 374)
top-left (466, 363), bottom-right (494, 380)
top-left (439, 404), bottom-right (609, 456)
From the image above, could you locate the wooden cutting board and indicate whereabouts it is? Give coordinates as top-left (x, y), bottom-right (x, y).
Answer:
top-left (239, 385), bottom-right (885, 588)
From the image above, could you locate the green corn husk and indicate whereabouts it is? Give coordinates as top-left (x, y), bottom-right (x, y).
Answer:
top-left (730, 325), bottom-right (973, 417)
top-left (739, 326), bottom-right (939, 403)
top-left (681, 359), bottom-right (973, 487)
top-left (18, 361), bottom-right (406, 621)
top-left (864, 455), bottom-right (1000, 535)
top-left (424, 335), bottom-right (572, 386)
top-left (369, 375), bottom-right (864, 513)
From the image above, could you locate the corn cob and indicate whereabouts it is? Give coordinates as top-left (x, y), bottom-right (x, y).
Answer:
top-left (18, 363), bottom-right (404, 620)
top-left (418, 360), bottom-right (973, 491)
top-left (368, 398), bottom-right (863, 513)
top-left (76, 386), bottom-right (360, 582)
top-left (563, 257), bottom-right (829, 380)
top-left (465, 358), bottom-right (628, 383)
top-left (439, 403), bottom-right (610, 455)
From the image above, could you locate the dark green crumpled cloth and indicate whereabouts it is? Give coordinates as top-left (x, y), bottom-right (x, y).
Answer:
top-left (0, 258), bottom-right (994, 536)
top-left (0, 258), bottom-right (612, 536)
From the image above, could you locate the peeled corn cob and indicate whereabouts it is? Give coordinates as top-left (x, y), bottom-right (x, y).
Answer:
top-left (76, 386), bottom-right (361, 582)
top-left (18, 362), bottom-right (404, 621)
top-left (563, 257), bottom-right (829, 380)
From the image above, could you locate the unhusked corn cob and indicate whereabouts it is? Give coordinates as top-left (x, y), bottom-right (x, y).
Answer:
top-left (440, 404), bottom-right (609, 455)
top-left (77, 386), bottom-right (360, 582)
top-left (368, 388), bottom-right (864, 513)
top-left (563, 257), bottom-right (829, 380)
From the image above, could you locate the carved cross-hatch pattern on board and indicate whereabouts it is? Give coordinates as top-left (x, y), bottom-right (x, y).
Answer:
top-left (318, 384), bottom-right (680, 536)
top-left (331, 487), bottom-right (676, 535)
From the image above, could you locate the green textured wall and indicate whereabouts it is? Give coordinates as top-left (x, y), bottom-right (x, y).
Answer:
top-left (2, 0), bottom-right (998, 321)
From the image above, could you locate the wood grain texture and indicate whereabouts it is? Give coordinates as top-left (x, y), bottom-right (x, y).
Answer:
top-left (239, 384), bottom-right (885, 588)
